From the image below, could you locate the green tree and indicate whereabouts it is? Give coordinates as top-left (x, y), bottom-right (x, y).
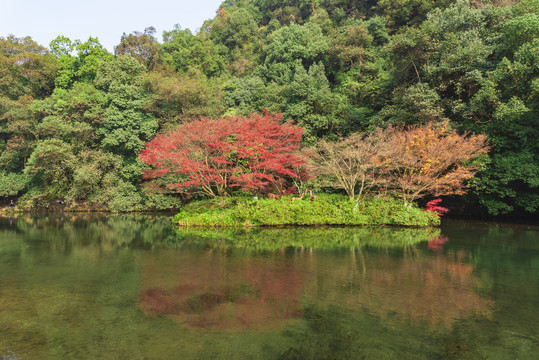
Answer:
top-left (0, 35), bottom-right (58, 100)
top-left (67, 149), bottom-right (123, 202)
top-left (144, 71), bottom-right (226, 130)
top-left (0, 36), bottom-right (57, 175)
top-left (161, 26), bottom-right (228, 77)
top-left (50, 36), bottom-right (114, 88)
top-left (224, 76), bottom-right (281, 115)
top-left (328, 19), bottom-right (392, 127)
top-left (374, 0), bottom-right (443, 29)
top-left (377, 83), bottom-right (445, 125)
top-left (76, 37), bottom-right (114, 82)
top-left (262, 22), bottom-right (329, 83)
top-left (115, 27), bottom-right (162, 70)
top-left (24, 139), bottom-right (76, 196)
top-left (210, 6), bottom-right (260, 51)
top-left (94, 55), bottom-right (157, 158)
top-left (0, 171), bottom-right (29, 198)
top-left (0, 97), bottom-right (38, 172)
top-left (283, 62), bottom-right (349, 143)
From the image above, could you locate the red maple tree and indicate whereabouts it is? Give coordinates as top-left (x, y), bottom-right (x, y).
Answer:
top-left (140, 112), bottom-right (309, 197)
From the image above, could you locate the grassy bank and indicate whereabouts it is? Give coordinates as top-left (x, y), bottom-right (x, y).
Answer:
top-left (173, 194), bottom-right (440, 227)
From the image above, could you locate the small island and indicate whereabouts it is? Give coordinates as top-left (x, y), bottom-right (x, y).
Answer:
top-left (140, 113), bottom-right (486, 228)
top-left (174, 194), bottom-right (440, 227)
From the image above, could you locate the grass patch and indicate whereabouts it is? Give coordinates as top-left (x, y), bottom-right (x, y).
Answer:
top-left (173, 194), bottom-right (440, 228)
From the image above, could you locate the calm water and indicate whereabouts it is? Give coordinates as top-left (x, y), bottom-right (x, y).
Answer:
top-left (0, 215), bottom-right (537, 359)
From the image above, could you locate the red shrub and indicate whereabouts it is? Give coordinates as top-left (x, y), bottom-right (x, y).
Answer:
top-left (425, 199), bottom-right (449, 216)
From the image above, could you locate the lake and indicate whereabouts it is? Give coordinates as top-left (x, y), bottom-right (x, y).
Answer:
top-left (1, 215), bottom-right (538, 359)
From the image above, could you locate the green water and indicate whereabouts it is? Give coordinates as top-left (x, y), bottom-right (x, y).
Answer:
top-left (0, 215), bottom-right (538, 359)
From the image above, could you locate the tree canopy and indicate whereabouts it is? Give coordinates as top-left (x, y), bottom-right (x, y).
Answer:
top-left (1, 0), bottom-right (537, 217)
top-left (140, 112), bottom-right (308, 197)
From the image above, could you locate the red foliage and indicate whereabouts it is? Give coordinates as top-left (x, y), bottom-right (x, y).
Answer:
top-left (425, 199), bottom-right (449, 216)
top-left (140, 112), bottom-right (309, 197)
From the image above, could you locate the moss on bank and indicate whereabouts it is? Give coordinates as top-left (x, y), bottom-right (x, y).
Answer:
top-left (173, 194), bottom-right (440, 228)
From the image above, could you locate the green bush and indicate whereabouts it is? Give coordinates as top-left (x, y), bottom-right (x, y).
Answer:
top-left (143, 192), bottom-right (183, 211)
top-left (0, 171), bottom-right (29, 198)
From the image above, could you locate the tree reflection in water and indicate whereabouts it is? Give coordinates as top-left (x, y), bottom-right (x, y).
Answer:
top-left (0, 215), bottom-right (508, 359)
top-left (139, 248), bottom-right (305, 330)
top-left (138, 227), bottom-right (493, 331)
top-left (305, 247), bottom-right (493, 329)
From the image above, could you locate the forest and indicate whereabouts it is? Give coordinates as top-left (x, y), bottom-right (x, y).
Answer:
top-left (0, 0), bottom-right (537, 217)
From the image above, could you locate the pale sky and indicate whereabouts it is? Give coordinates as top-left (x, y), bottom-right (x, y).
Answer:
top-left (0, 0), bottom-right (224, 52)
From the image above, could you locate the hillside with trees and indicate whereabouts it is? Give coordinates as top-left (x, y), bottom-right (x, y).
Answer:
top-left (1, 0), bottom-right (537, 217)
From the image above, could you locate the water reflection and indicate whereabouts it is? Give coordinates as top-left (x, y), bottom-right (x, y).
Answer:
top-left (139, 249), bottom-right (305, 330)
top-left (0, 215), bottom-right (537, 360)
top-left (306, 248), bottom-right (493, 328)
top-left (137, 246), bottom-right (493, 331)
top-left (175, 226), bottom-right (442, 251)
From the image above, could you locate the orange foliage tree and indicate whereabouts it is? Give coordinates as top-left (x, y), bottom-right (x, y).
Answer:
top-left (140, 112), bottom-right (309, 197)
top-left (312, 122), bottom-right (488, 206)
top-left (386, 122), bottom-right (489, 205)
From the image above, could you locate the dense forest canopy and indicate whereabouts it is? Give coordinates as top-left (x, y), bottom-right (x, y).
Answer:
top-left (0, 0), bottom-right (537, 216)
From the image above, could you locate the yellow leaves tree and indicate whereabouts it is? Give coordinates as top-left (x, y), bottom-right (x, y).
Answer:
top-left (387, 122), bottom-right (489, 205)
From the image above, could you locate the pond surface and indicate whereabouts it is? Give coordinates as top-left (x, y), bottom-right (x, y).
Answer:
top-left (0, 215), bottom-right (538, 359)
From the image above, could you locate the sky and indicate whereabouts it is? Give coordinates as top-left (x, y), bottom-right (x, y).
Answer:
top-left (0, 0), bottom-right (224, 52)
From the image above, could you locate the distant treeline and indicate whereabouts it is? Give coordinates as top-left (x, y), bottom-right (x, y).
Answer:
top-left (0, 0), bottom-right (537, 216)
